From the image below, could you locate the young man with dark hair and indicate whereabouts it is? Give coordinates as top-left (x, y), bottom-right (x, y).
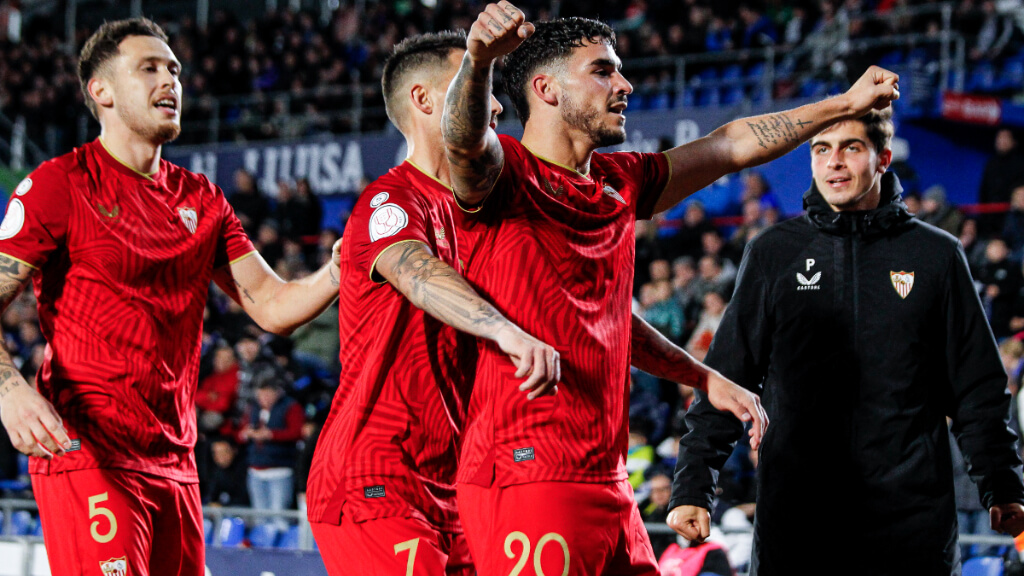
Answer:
top-left (0, 17), bottom-right (342, 576)
top-left (306, 31), bottom-right (560, 576)
top-left (670, 108), bottom-right (1024, 574)
top-left (442, 3), bottom-right (897, 574)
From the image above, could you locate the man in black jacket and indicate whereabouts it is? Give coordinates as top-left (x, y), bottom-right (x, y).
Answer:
top-left (668, 108), bottom-right (1024, 575)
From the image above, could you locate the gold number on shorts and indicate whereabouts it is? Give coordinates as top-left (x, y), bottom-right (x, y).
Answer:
top-left (88, 492), bottom-right (117, 544)
top-left (394, 538), bottom-right (420, 576)
top-left (505, 531), bottom-right (569, 576)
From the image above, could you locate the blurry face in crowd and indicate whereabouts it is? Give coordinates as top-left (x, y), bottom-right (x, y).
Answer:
top-left (704, 291), bottom-right (726, 315)
top-left (213, 347), bottom-right (237, 373)
top-left (649, 475), bottom-right (672, 508)
top-left (555, 41), bottom-right (632, 148)
top-left (211, 440), bottom-right (236, 468)
top-left (698, 256), bottom-right (720, 280)
top-left (255, 386), bottom-right (281, 410)
top-left (96, 35), bottom-right (182, 144)
top-left (1012, 186), bottom-right (1024, 210)
top-left (996, 128), bottom-right (1016, 154)
top-left (810, 120), bottom-right (891, 212)
top-left (649, 259), bottom-right (671, 282)
top-left (986, 239), bottom-right (1009, 263)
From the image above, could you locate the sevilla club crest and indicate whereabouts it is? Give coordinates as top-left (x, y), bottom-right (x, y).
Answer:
top-left (890, 271), bottom-right (914, 299)
top-left (178, 207), bottom-right (198, 234)
top-left (98, 556), bottom-right (128, 576)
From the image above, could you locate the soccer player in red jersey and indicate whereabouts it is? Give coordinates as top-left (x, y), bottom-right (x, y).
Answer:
top-left (442, 3), bottom-right (899, 574)
top-left (306, 32), bottom-right (561, 576)
top-left (0, 19), bottom-right (343, 576)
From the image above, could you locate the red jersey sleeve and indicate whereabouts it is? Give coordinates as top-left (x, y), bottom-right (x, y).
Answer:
top-left (0, 163), bottom-right (71, 269)
top-left (213, 183), bottom-right (256, 267)
top-left (346, 182), bottom-right (432, 283)
top-left (607, 151), bottom-right (671, 220)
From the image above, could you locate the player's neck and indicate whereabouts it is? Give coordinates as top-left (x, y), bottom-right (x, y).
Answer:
top-left (98, 123), bottom-right (162, 177)
top-left (522, 122), bottom-right (594, 178)
top-left (405, 131), bottom-right (451, 186)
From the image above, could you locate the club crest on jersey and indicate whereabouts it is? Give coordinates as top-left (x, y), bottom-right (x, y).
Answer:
top-left (891, 271), bottom-right (914, 299)
top-left (98, 556), bottom-right (128, 576)
top-left (14, 178), bottom-right (31, 196)
top-left (369, 204), bottom-right (409, 242)
top-left (178, 207), bottom-right (198, 234)
top-left (369, 192), bottom-right (389, 208)
top-left (603, 185), bottom-right (626, 204)
top-left (0, 199), bottom-right (25, 240)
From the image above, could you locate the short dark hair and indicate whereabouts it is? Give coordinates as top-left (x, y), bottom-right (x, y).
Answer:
top-left (381, 30), bottom-right (467, 128)
top-left (78, 18), bottom-right (169, 119)
top-left (854, 107), bottom-right (895, 154)
top-left (501, 18), bottom-right (616, 126)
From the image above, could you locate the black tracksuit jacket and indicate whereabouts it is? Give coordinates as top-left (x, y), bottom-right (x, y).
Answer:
top-left (670, 173), bottom-right (1024, 575)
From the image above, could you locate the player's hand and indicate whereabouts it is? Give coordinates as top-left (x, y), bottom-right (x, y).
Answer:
top-left (991, 503), bottom-right (1024, 537)
top-left (0, 378), bottom-right (71, 459)
top-left (843, 65), bottom-right (900, 113)
top-left (331, 238), bottom-right (343, 268)
top-left (495, 325), bottom-right (560, 399)
top-left (705, 371), bottom-right (768, 450)
top-left (467, 1), bottom-right (535, 64)
top-left (667, 505), bottom-right (711, 543)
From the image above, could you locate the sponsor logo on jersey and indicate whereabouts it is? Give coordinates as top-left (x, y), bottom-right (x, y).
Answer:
top-left (796, 258), bottom-right (821, 291)
top-left (364, 485), bottom-right (386, 498)
top-left (369, 192), bottom-right (389, 208)
top-left (513, 447), bottom-right (535, 462)
top-left (98, 556), bottom-right (128, 576)
top-left (67, 439), bottom-right (81, 452)
top-left (542, 178), bottom-right (565, 198)
top-left (0, 199), bottom-right (25, 240)
top-left (97, 203), bottom-right (120, 220)
top-left (890, 271), bottom-right (914, 299)
top-left (368, 204), bottom-right (409, 242)
top-left (602, 185), bottom-right (626, 204)
top-left (178, 207), bottom-right (198, 234)
top-left (14, 178), bottom-right (32, 196)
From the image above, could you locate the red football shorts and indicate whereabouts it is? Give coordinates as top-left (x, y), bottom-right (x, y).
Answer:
top-left (456, 479), bottom-right (659, 576)
top-left (312, 516), bottom-right (474, 576)
top-left (32, 468), bottom-right (204, 576)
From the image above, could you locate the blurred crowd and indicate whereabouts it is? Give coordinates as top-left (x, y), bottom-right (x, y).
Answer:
top-left (0, 0), bottom-right (1022, 154)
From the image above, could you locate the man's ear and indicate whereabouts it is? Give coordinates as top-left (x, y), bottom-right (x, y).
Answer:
top-left (877, 148), bottom-right (893, 174)
top-left (88, 75), bottom-right (114, 110)
top-left (531, 73), bottom-right (560, 107)
top-left (410, 83), bottom-right (433, 115)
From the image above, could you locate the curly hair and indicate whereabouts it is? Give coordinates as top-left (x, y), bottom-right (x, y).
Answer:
top-left (78, 18), bottom-right (169, 120)
top-left (857, 106), bottom-right (895, 153)
top-left (501, 18), bottom-right (616, 126)
top-left (382, 30), bottom-right (467, 129)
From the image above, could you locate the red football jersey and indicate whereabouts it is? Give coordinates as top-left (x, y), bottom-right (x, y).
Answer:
top-left (0, 139), bottom-right (254, 482)
top-left (456, 134), bottom-right (669, 487)
top-left (306, 161), bottom-right (473, 532)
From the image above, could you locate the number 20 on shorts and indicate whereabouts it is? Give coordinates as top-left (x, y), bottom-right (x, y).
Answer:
top-left (88, 492), bottom-right (118, 544)
top-left (505, 531), bottom-right (570, 576)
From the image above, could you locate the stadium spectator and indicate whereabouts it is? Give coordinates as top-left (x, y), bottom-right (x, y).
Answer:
top-left (979, 237), bottom-right (1019, 339)
top-left (196, 344), bottom-right (241, 435)
top-left (641, 268), bottom-right (686, 345)
top-left (229, 168), bottom-right (272, 236)
top-left (729, 198), bottom-right (765, 253)
top-left (658, 535), bottom-right (736, 576)
top-left (979, 128), bottom-right (1024, 234)
top-left (959, 218), bottom-right (988, 276)
top-left (919, 184), bottom-right (964, 236)
top-left (635, 218), bottom-right (665, 295)
top-left (738, 3), bottom-right (778, 49)
top-left (627, 416), bottom-right (656, 490)
top-left (685, 290), bottom-right (727, 362)
top-left (274, 177), bottom-right (323, 242)
top-left (667, 201), bottom-right (717, 262)
top-left (639, 467), bottom-right (677, 559)
top-left (1003, 184), bottom-right (1024, 259)
top-left (202, 437), bottom-right (250, 507)
top-left (240, 375), bottom-right (305, 530)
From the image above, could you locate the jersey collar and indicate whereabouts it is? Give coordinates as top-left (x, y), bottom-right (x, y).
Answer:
top-left (96, 137), bottom-right (162, 182)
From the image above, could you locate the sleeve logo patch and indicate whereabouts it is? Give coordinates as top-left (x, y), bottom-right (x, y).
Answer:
top-left (14, 178), bottom-right (32, 196)
top-left (369, 192), bottom-right (389, 208)
top-left (0, 199), bottom-right (26, 240)
top-left (513, 447), bottom-right (535, 462)
top-left (369, 204), bottom-right (409, 242)
top-left (364, 485), bottom-right (386, 498)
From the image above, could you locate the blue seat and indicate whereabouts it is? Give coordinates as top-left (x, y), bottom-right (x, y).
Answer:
top-left (963, 556), bottom-right (1004, 576)
top-left (203, 518), bottom-right (214, 545)
top-left (278, 525), bottom-right (301, 549)
top-left (798, 79), bottom-right (825, 98)
top-left (674, 89), bottom-right (695, 109)
top-left (695, 87), bottom-right (720, 107)
top-left (721, 86), bottom-right (745, 105)
top-left (9, 510), bottom-right (33, 536)
top-left (248, 523), bottom-right (279, 548)
top-left (966, 62), bottom-right (996, 92)
top-left (878, 49), bottom-right (906, 67)
top-left (647, 92), bottom-right (671, 111)
top-left (997, 58), bottom-right (1024, 90)
top-left (32, 518), bottom-right (43, 536)
top-left (218, 517), bottom-right (246, 547)
top-left (721, 64), bottom-right (743, 81)
top-left (746, 62), bottom-right (766, 80)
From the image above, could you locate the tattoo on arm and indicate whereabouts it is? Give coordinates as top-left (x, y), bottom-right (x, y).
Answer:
top-left (233, 279), bottom-right (257, 305)
top-left (0, 256), bottom-right (33, 397)
top-left (631, 314), bottom-right (708, 389)
top-left (384, 243), bottom-right (506, 337)
top-left (329, 265), bottom-right (339, 288)
top-left (746, 114), bottom-right (807, 150)
top-left (443, 57), bottom-right (504, 200)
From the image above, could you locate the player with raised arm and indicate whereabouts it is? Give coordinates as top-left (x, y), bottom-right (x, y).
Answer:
top-left (305, 32), bottom-right (560, 576)
top-left (0, 18), bottom-right (342, 576)
top-left (441, 3), bottom-right (898, 574)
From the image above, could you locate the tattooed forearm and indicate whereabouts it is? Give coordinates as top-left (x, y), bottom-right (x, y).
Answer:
top-left (383, 242), bottom-right (508, 338)
top-left (329, 264), bottom-right (339, 288)
top-left (746, 114), bottom-right (806, 150)
top-left (631, 314), bottom-right (708, 390)
top-left (442, 54), bottom-right (504, 202)
top-left (0, 257), bottom-right (32, 311)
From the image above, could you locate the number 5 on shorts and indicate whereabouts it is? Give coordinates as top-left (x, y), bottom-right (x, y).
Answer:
top-left (394, 538), bottom-right (419, 576)
top-left (505, 531), bottom-right (570, 576)
top-left (88, 492), bottom-right (117, 544)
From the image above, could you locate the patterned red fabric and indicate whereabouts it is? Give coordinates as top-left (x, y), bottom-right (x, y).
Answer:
top-left (306, 162), bottom-right (474, 532)
top-left (456, 134), bottom-right (669, 488)
top-left (0, 139), bottom-right (253, 482)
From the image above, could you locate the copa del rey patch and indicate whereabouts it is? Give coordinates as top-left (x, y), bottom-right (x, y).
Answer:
top-left (369, 203), bottom-right (408, 242)
top-left (178, 207), bottom-right (198, 234)
top-left (98, 556), bottom-right (128, 576)
top-left (890, 271), bottom-right (914, 299)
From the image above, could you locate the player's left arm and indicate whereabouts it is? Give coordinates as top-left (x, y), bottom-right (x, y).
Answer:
top-left (211, 240), bottom-right (342, 336)
top-left (631, 313), bottom-right (766, 449)
top-left (653, 66), bottom-right (899, 214)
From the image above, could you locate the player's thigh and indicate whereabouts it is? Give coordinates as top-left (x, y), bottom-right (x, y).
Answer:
top-left (148, 481), bottom-right (205, 576)
top-left (34, 469), bottom-right (156, 576)
top-left (312, 516), bottom-right (450, 576)
top-left (458, 481), bottom-right (621, 576)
